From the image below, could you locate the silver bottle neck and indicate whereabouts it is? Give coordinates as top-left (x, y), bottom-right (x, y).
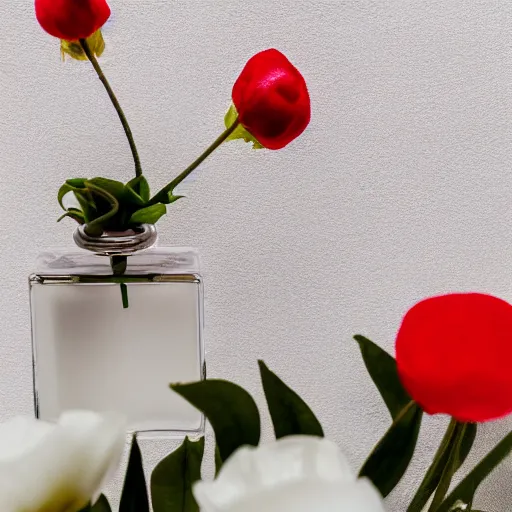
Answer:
top-left (73, 224), bottom-right (158, 256)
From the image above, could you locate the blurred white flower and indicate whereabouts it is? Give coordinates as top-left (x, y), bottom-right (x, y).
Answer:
top-left (194, 435), bottom-right (386, 512)
top-left (0, 410), bottom-right (126, 512)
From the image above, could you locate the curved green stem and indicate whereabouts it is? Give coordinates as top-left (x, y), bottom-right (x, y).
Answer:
top-left (79, 38), bottom-right (143, 178)
top-left (148, 117), bottom-right (240, 205)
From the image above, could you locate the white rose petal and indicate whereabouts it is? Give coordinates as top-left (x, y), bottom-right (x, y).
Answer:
top-left (0, 410), bottom-right (126, 512)
top-left (194, 435), bottom-right (386, 512)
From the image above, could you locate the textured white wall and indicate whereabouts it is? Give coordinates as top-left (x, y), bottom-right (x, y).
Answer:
top-left (1, 0), bottom-right (512, 509)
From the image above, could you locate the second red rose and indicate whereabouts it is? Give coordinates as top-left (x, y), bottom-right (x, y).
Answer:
top-left (232, 49), bottom-right (311, 150)
top-left (35, 0), bottom-right (111, 41)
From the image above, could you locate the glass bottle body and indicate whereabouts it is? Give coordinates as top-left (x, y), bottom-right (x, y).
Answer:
top-left (30, 246), bottom-right (205, 435)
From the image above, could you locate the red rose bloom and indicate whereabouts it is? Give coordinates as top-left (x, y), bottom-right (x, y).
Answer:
top-left (232, 49), bottom-right (310, 150)
top-left (396, 293), bottom-right (512, 422)
top-left (35, 0), bottom-right (111, 41)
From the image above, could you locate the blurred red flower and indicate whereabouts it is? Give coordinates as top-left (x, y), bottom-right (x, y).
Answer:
top-left (396, 293), bottom-right (512, 422)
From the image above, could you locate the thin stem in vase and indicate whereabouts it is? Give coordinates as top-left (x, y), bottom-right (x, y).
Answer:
top-left (79, 38), bottom-right (143, 178)
top-left (147, 117), bottom-right (240, 205)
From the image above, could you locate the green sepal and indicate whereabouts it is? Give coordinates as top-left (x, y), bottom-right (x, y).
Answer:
top-left (354, 335), bottom-right (411, 420)
top-left (171, 380), bottom-right (261, 462)
top-left (224, 105), bottom-right (264, 149)
top-left (61, 30), bottom-right (105, 61)
top-left (258, 360), bottom-right (324, 439)
top-left (129, 203), bottom-right (167, 225)
top-left (359, 402), bottom-right (423, 497)
top-left (151, 437), bottom-right (204, 512)
top-left (119, 436), bottom-right (150, 512)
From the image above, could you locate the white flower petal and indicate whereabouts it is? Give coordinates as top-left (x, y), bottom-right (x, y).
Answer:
top-left (0, 417), bottom-right (53, 462)
top-left (194, 436), bottom-right (385, 512)
top-left (0, 410), bottom-right (126, 512)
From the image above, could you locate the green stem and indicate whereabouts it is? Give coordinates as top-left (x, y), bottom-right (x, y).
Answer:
top-left (147, 118), bottom-right (240, 205)
top-left (407, 419), bottom-right (458, 512)
top-left (120, 283), bottom-right (129, 309)
top-left (110, 256), bottom-right (129, 309)
top-left (79, 38), bottom-right (143, 178)
top-left (428, 422), bottom-right (467, 511)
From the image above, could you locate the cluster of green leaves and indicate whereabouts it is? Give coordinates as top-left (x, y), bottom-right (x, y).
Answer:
top-left (84, 345), bottom-right (512, 512)
top-left (58, 176), bottom-right (182, 235)
top-left (83, 360), bottom-right (322, 512)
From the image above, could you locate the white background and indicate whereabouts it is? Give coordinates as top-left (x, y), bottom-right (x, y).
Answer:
top-left (1, 0), bottom-right (512, 509)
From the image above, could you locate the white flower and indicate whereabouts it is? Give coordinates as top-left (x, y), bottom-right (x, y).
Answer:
top-left (194, 435), bottom-right (386, 512)
top-left (0, 410), bottom-right (126, 512)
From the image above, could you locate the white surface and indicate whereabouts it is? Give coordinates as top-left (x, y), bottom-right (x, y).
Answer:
top-left (31, 282), bottom-right (202, 432)
top-left (1, 0), bottom-right (512, 509)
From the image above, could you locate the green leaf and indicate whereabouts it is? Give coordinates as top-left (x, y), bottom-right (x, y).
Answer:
top-left (138, 177), bottom-right (150, 202)
top-left (57, 180), bottom-right (91, 223)
top-left (57, 208), bottom-right (85, 224)
top-left (80, 496), bottom-right (112, 512)
top-left (57, 184), bottom-right (74, 211)
top-left (74, 191), bottom-right (95, 223)
top-left (151, 437), bottom-right (204, 512)
top-left (61, 29), bottom-right (105, 61)
top-left (354, 335), bottom-right (411, 420)
top-left (407, 422), bottom-right (477, 512)
top-left (91, 495), bottom-right (112, 512)
top-left (126, 176), bottom-right (151, 204)
top-left (119, 436), bottom-right (150, 512)
top-left (258, 360), bottom-right (323, 439)
top-left (88, 177), bottom-right (126, 201)
top-left (66, 178), bottom-right (88, 188)
top-left (224, 104), bottom-right (264, 149)
top-left (359, 402), bottom-right (423, 497)
top-left (57, 178), bottom-right (87, 210)
top-left (167, 192), bottom-right (184, 204)
top-left (129, 203), bottom-right (167, 225)
top-left (83, 181), bottom-right (119, 236)
top-left (171, 380), bottom-right (260, 462)
top-left (437, 431), bottom-right (512, 512)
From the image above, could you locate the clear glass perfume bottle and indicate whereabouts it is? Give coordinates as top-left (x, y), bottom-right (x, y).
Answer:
top-left (30, 224), bottom-right (204, 434)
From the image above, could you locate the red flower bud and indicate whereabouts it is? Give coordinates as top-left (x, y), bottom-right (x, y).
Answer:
top-left (35, 0), bottom-right (111, 41)
top-left (232, 49), bottom-right (310, 150)
top-left (396, 293), bottom-right (512, 422)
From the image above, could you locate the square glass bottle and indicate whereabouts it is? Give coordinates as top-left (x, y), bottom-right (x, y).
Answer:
top-left (30, 225), bottom-right (205, 434)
